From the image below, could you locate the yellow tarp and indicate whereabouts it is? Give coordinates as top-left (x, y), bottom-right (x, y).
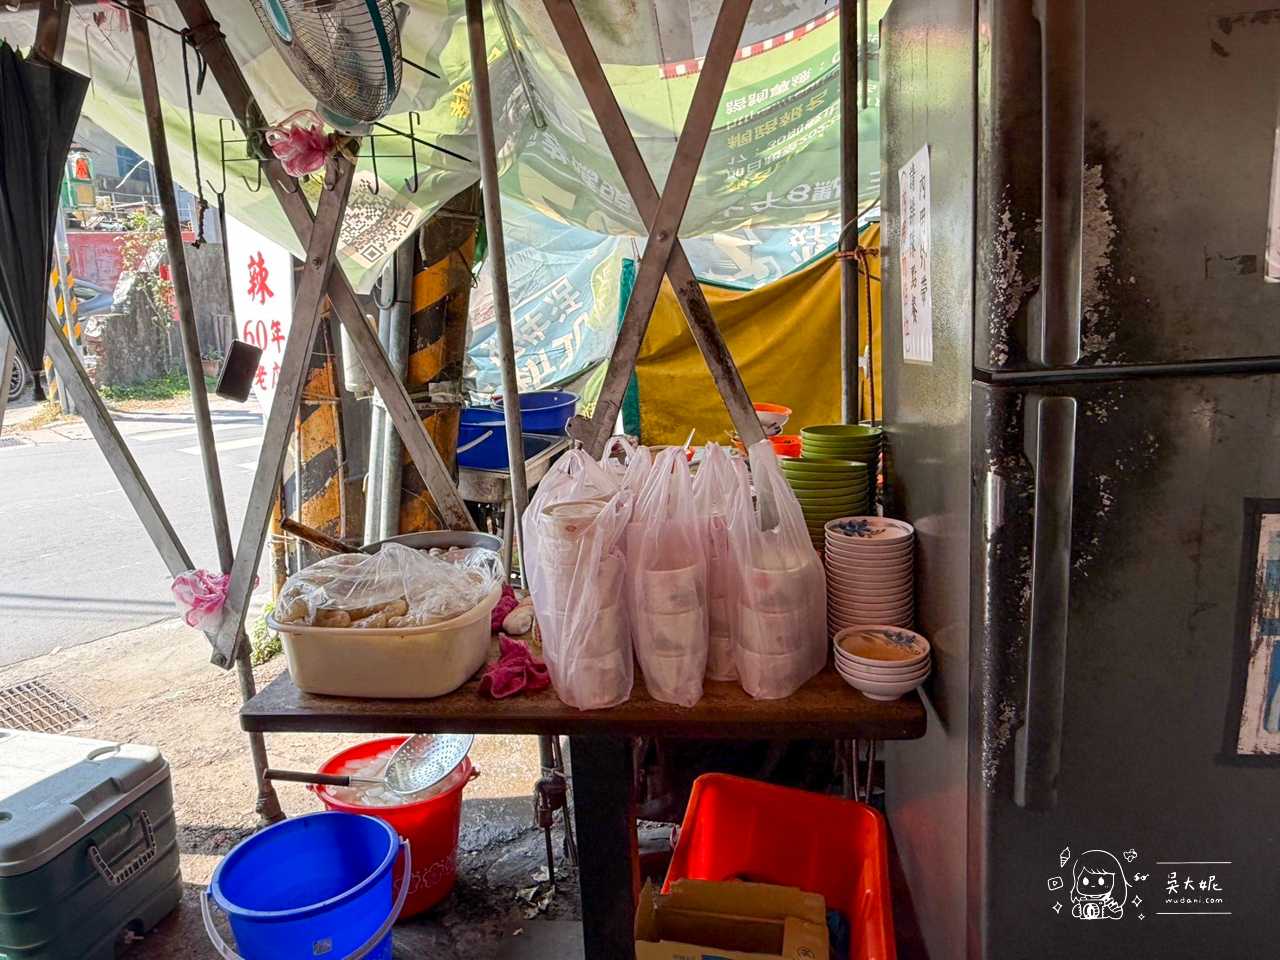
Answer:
top-left (635, 224), bottom-right (881, 445)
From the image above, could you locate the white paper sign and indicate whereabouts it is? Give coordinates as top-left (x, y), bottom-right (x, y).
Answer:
top-left (225, 214), bottom-right (295, 415)
top-left (898, 145), bottom-right (934, 363)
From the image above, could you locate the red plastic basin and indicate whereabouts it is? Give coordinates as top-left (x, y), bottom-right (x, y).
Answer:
top-left (665, 773), bottom-right (896, 960)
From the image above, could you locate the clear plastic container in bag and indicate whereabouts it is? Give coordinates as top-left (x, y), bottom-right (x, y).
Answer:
top-left (693, 443), bottom-right (747, 681)
top-left (628, 446), bottom-right (709, 707)
top-left (727, 439), bottom-right (828, 699)
top-left (523, 450), bottom-right (635, 710)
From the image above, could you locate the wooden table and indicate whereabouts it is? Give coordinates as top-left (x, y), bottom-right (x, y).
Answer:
top-left (242, 665), bottom-right (926, 958)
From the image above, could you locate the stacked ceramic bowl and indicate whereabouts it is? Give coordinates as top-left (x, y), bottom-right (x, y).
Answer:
top-left (832, 625), bottom-right (931, 701)
top-left (779, 457), bottom-right (873, 552)
top-left (800, 423), bottom-right (883, 467)
top-left (823, 517), bottom-right (915, 633)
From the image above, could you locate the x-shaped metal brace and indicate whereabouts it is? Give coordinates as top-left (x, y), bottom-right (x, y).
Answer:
top-left (174, 0), bottom-right (479, 667)
top-left (542, 0), bottom-right (767, 457)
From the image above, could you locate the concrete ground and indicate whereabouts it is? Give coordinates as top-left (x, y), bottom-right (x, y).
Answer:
top-left (0, 609), bottom-right (583, 958)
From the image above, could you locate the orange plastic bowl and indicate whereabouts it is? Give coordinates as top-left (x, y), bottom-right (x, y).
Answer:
top-left (733, 434), bottom-right (802, 459)
top-left (770, 435), bottom-right (803, 458)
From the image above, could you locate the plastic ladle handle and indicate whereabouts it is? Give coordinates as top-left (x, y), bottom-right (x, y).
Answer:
top-left (456, 429), bottom-right (494, 455)
top-left (201, 839), bottom-right (411, 960)
top-left (262, 768), bottom-right (373, 788)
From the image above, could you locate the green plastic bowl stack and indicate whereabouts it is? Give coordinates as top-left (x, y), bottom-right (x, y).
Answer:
top-left (779, 455), bottom-right (873, 551)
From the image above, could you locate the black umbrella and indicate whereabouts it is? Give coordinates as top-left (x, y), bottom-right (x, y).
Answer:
top-left (0, 42), bottom-right (89, 400)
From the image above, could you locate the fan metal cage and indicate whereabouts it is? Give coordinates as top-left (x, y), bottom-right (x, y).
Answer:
top-left (253, 0), bottom-right (402, 125)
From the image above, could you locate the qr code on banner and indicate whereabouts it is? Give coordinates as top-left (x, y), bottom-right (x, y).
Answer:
top-left (330, 171), bottom-right (418, 270)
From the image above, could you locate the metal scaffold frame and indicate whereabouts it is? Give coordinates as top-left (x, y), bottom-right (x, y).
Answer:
top-left (23, 0), bottom-right (876, 903)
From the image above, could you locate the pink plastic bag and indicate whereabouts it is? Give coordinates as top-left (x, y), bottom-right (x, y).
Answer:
top-left (265, 110), bottom-right (331, 178)
top-left (171, 569), bottom-right (232, 631)
top-left (726, 440), bottom-right (828, 699)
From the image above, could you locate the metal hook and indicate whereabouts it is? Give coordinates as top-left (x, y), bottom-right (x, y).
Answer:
top-left (404, 111), bottom-right (423, 194)
top-left (242, 162), bottom-right (264, 193)
top-left (205, 118), bottom-right (230, 196)
top-left (364, 133), bottom-right (381, 195)
top-left (276, 174), bottom-right (300, 195)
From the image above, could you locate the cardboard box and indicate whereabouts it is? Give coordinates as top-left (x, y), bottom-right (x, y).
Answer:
top-left (635, 878), bottom-right (829, 960)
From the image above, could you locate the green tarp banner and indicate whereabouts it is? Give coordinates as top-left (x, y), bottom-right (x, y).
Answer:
top-left (1, 0), bottom-right (885, 292)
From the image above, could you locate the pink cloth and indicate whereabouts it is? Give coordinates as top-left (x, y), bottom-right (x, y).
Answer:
top-left (265, 110), bottom-right (332, 178)
top-left (478, 635), bottom-right (550, 699)
top-left (491, 584), bottom-right (519, 632)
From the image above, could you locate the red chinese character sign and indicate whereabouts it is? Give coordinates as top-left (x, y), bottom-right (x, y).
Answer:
top-left (226, 215), bottom-right (294, 416)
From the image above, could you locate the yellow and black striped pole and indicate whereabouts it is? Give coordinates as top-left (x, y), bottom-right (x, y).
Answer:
top-left (282, 313), bottom-right (348, 563)
top-left (397, 185), bottom-right (481, 532)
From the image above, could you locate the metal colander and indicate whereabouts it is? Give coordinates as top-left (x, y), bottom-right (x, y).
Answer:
top-left (264, 733), bottom-right (473, 797)
top-left (382, 732), bottom-right (473, 795)
top-left (251, 0), bottom-right (402, 126)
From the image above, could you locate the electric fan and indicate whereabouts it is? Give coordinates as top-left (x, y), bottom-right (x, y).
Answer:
top-left (252, 0), bottom-right (403, 130)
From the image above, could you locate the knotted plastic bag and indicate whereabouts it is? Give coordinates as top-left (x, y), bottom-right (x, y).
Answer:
top-left (265, 110), bottom-right (331, 178)
top-left (727, 439), bottom-right (827, 699)
top-left (627, 446), bottom-right (709, 706)
top-left (693, 443), bottom-right (748, 681)
top-left (171, 569), bottom-right (232, 631)
top-left (600, 436), bottom-right (653, 497)
top-left (523, 450), bottom-right (635, 710)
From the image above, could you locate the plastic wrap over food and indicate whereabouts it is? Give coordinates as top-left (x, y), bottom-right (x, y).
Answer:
top-left (274, 542), bottom-right (504, 629)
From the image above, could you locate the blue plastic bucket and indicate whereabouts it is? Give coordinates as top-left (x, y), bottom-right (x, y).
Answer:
top-left (202, 812), bottom-right (409, 960)
top-left (490, 391), bottom-right (578, 434)
top-left (458, 409), bottom-right (508, 469)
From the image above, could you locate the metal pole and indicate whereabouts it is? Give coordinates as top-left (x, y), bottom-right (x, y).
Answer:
top-left (129, 3), bottom-right (282, 823)
top-left (378, 241), bottom-right (413, 540)
top-left (839, 0), bottom-right (861, 425)
top-left (860, 0), bottom-right (869, 109)
top-left (129, 0), bottom-right (234, 572)
top-left (493, 0), bottom-right (546, 130)
top-left (363, 262), bottom-right (394, 543)
top-left (465, 0), bottom-right (530, 579)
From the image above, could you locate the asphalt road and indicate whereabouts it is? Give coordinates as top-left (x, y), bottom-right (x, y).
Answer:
top-left (0, 407), bottom-right (269, 667)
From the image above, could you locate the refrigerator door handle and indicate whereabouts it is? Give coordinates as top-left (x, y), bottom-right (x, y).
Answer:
top-left (1015, 395), bottom-right (1077, 810)
top-left (1029, 0), bottom-right (1085, 367)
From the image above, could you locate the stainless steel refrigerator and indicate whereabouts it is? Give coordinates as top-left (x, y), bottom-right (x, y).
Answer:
top-left (879, 2), bottom-right (1280, 958)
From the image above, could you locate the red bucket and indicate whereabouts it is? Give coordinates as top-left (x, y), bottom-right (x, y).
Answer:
top-left (315, 737), bottom-right (478, 917)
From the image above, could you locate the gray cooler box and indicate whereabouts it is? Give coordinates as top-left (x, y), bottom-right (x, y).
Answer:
top-left (0, 729), bottom-right (182, 959)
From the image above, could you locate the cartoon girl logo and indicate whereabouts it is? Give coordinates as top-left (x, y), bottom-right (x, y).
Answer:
top-left (1070, 849), bottom-right (1128, 920)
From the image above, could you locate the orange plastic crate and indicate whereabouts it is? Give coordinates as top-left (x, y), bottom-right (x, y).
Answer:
top-left (664, 773), bottom-right (896, 960)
